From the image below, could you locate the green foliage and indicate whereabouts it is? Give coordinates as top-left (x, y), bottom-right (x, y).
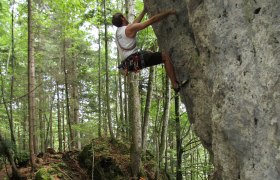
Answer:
top-left (35, 168), bottom-right (54, 180)
top-left (77, 143), bottom-right (94, 170)
top-left (0, 138), bottom-right (15, 157)
top-left (15, 151), bottom-right (29, 167)
top-left (56, 162), bottom-right (67, 168)
top-left (78, 138), bottom-right (140, 179)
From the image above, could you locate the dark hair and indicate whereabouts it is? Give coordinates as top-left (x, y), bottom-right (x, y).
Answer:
top-left (112, 13), bottom-right (123, 27)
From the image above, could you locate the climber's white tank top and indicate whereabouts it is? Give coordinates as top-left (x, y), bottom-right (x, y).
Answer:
top-left (116, 26), bottom-right (138, 60)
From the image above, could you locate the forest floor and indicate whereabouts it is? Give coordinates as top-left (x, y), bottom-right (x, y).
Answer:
top-left (0, 137), bottom-right (156, 180)
top-left (0, 150), bottom-right (88, 180)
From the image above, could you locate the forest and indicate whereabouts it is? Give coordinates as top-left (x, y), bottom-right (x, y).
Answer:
top-left (0, 0), bottom-right (213, 179)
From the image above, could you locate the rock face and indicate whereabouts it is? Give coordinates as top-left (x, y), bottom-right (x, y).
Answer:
top-left (144, 0), bottom-right (280, 179)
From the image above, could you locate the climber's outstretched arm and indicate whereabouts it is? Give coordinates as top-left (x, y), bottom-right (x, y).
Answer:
top-left (126, 9), bottom-right (176, 38)
top-left (132, 9), bottom-right (146, 24)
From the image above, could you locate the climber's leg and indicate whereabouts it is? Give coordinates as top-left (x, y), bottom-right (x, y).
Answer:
top-left (161, 51), bottom-right (179, 90)
top-left (141, 51), bottom-right (183, 91)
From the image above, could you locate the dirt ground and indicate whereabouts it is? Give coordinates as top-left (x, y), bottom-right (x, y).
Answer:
top-left (0, 150), bottom-right (88, 180)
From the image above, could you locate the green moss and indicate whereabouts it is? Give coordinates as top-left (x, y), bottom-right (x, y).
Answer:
top-left (35, 168), bottom-right (54, 180)
top-left (47, 167), bottom-right (56, 174)
top-left (16, 151), bottom-right (30, 167)
top-left (78, 144), bottom-right (93, 170)
top-left (57, 173), bottom-right (63, 178)
top-left (57, 162), bottom-right (67, 168)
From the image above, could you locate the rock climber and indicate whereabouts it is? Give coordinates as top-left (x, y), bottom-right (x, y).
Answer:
top-left (112, 8), bottom-right (183, 92)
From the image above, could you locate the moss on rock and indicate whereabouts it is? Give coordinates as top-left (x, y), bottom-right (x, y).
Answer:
top-left (35, 168), bottom-right (54, 180)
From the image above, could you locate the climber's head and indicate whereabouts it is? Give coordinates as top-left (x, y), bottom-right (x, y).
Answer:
top-left (112, 13), bottom-right (129, 27)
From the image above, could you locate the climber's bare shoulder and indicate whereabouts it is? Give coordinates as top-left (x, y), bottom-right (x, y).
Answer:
top-left (125, 20), bottom-right (153, 38)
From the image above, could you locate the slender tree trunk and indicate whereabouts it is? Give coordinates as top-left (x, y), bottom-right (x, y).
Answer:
top-left (124, 77), bottom-right (129, 139)
top-left (22, 108), bottom-right (28, 151)
top-left (98, 28), bottom-right (102, 137)
top-left (38, 70), bottom-right (45, 152)
top-left (28, 0), bottom-right (36, 170)
top-left (117, 53), bottom-right (125, 138)
top-left (155, 134), bottom-right (160, 179)
top-left (190, 133), bottom-right (194, 180)
top-left (170, 133), bottom-right (175, 174)
top-left (128, 74), bottom-right (142, 178)
top-left (164, 135), bottom-right (169, 176)
top-left (17, 125), bottom-right (20, 151)
top-left (125, 0), bottom-right (142, 177)
top-left (142, 67), bottom-right (154, 154)
top-left (124, 1), bottom-right (129, 140)
top-left (62, 89), bottom-right (66, 152)
top-left (57, 82), bottom-right (63, 152)
top-left (175, 93), bottom-right (182, 180)
top-left (44, 114), bottom-right (50, 149)
top-left (159, 76), bottom-right (171, 161)
top-left (63, 38), bottom-right (74, 150)
top-left (204, 149), bottom-right (208, 179)
top-left (127, 0), bottom-right (135, 19)
top-left (103, 0), bottom-right (114, 139)
top-left (115, 64), bottom-right (120, 139)
top-left (9, 0), bottom-right (16, 147)
top-left (71, 57), bottom-right (81, 149)
top-left (196, 147), bottom-right (200, 180)
top-left (49, 95), bottom-right (54, 148)
top-left (154, 71), bottom-right (161, 178)
top-left (154, 93), bottom-right (161, 178)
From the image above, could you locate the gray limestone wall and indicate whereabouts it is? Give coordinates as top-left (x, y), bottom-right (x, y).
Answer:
top-left (144, 0), bottom-right (280, 179)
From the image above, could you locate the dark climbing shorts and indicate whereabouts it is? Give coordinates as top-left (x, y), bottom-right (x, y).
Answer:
top-left (118, 51), bottom-right (163, 74)
top-left (142, 51), bottom-right (162, 68)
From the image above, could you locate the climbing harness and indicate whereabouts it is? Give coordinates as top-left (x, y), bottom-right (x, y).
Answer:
top-left (118, 52), bottom-right (146, 76)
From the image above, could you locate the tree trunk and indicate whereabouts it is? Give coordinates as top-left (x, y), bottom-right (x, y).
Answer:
top-left (61, 89), bottom-right (66, 152)
top-left (115, 62), bottom-right (120, 139)
top-left (128, 73), bottom-right (142, 178)
top-left (117, 53), bottom-right (125, 138)
top-left (155, 135), bottom-right (160, 179)
top-left (103, 0), bottom-right (114, 139)
top-left (190, 136), bottom-right (194, 180)
top-left (142, 67), bottom-right (154, 154)
top-left (170, 131), bottom-right (174, 174)
top-left (9, 0), bottom-right (16, 147)
top-left (153, 71), bottom-right (161, 178)
top-left (38, 70), bottom-right (45, 152)
top-left (49, 95), bottom-right (54, 148)
top-left (57, 82), bottom-right (63, 152)
top-left (28, 0), bottom-right (36, 170)
top-left (175, 93), bottom-right (182, 180)
top-left (159, 75), bottom-right (171, 161)
top-left (71, 57), bottom-right (81, 149)
top-left (125, 0), bottom-right (142, 177)
top-left (154, 102), bottom-right (160, 179)
top-left (124, 77), bottom-right (129, 139)
top-left (63, 38), bottom-right (74, 150)
top-left (22, 108), bottom-right (28, 151)
top-left (98, 28), bottom-right (102, 137)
